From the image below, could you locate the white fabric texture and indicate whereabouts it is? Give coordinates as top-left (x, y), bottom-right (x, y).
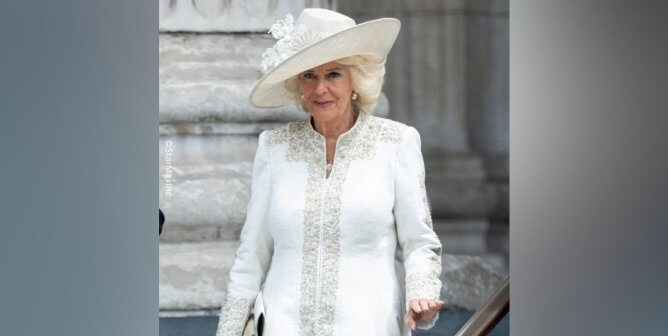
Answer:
top-left (216, 114), bottom-right (442, 336)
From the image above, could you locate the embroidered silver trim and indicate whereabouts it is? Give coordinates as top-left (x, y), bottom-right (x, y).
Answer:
top-left (418, 172), bottom-right (434, 229)
top-left (215, 295), bottom-right (252, 336)
top-left (405, 256), bottom-right (442, 303)
top-left (265, 115), bottom-right (405, 336)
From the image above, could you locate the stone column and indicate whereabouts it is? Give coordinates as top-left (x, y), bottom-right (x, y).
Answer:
top-left (466, 0), bottom-right (510, 220)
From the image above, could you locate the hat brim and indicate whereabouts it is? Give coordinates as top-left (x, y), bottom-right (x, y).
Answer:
top-left (249, 18), bottom-right (401, 108)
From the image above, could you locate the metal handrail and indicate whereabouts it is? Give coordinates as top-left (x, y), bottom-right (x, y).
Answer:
top-left (454, 276), bottom-right (509, 336)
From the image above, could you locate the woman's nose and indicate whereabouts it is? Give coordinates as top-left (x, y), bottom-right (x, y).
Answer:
top-left (315, 78), bottom-right (328, 94)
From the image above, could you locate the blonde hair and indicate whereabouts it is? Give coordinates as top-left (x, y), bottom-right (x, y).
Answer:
top-left (283, 55), bottom-right (386, 116)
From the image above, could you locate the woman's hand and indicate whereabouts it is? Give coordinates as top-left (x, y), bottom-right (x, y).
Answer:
top-left (404, 298), bottom-right (445, 331)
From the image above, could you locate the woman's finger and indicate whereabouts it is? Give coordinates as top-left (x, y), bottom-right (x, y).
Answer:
top-left (419, 307), bottom-right (433, 319)
top-left (409, 317), bottom-right (417, 331)
top-left (410, 300), bottom-right (423, 313)
top-left (422, 301), bottom-right (443, 320)
top-left (404, 311), bottom-right (417, 331)
top-left (419, 299), bottom-right (430, 312)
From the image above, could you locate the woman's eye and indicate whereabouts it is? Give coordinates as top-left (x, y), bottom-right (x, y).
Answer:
top-left (303, 73), bottom-right (316, 79)
top-left (327, 72), bottom-right (341, 78)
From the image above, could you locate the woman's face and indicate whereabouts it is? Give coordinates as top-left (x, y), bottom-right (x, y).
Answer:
top-left (298, 61), bottom-right (354, 122)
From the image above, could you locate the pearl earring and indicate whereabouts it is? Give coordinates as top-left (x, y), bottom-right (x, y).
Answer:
top-left (300, 94), bottom-right (304, 100)
top-left (352, 92), bottom-right (357, 100)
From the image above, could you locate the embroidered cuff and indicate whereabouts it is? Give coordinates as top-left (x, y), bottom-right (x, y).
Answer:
top-left (406, 247), bottom-right (442, 303)
top-left (216, 294), bottom-right (253, 336)
top-left (405, 270), bottom-right (442, 330)
top-left (406, 271), bottom-right (441, 303)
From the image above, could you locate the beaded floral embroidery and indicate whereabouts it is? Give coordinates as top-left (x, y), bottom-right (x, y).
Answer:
top-left (261, 14), bottom-right (324, 72)
top-left (265, 115), bottom-right (405, 336)
top-left (215, 295), bottom-right (252, 336)
top-left (419, 171), bottom-right (434, 229)
top-left (405, 255), bottom-right (442, 305)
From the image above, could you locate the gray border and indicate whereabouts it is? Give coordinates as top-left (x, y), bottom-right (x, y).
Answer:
top-left (2, 0), bottom-right (668, 335)
top-left (511, 0), bottom-right (668, 335)
top-left (0, 1), bottom-right (158, 335)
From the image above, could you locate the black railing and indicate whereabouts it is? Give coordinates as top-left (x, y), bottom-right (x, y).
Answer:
top-left (454, 276), bottom-right (509, 336)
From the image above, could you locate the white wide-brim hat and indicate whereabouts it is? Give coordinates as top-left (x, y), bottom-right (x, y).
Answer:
top-left (249, 8), bottom-right (401, 108)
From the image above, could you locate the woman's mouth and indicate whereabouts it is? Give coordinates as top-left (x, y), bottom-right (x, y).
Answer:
top-left (314, 100), bottom-right (334, 108)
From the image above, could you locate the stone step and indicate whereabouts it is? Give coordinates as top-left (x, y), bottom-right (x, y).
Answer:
top-left (434, 219), bottom-right (509, 260)
top-left (159, 33), bottom-right (301, 124)
top-left (160, 241), bottom-right (238, 312)
top-left (159, 228), bottom-right (508, 315)
top-left (425, 152), bottom-right (508, 219)
top-left (159, 0), bottom-right (336, 33)
top-left (159, 135), bottom-right (256, 242)
top-left (159, 33), bottom-right (389, 124)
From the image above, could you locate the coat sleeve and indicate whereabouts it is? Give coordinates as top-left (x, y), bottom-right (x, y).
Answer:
top-left (394, 126), bottom-right (443, 330)
top-left (216, 130), bottom-right (274, 336)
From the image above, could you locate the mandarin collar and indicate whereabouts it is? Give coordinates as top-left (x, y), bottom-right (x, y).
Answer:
top-left (305, 112), bottom-right (366, 142)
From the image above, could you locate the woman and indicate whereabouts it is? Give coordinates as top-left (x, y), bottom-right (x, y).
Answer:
top-left (217, 8), bottom-right (444, 336)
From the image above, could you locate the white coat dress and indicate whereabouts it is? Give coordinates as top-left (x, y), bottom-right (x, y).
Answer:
top-left (216, 113), bottom-right (443, 336)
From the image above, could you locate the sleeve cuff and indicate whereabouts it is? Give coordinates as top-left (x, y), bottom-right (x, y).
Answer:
top-left (216, 294), bottom-right (253, 336)
top-left (406, 271), bottom-right (442, 304)
top-left (405, 271), bottom-right (442, 331)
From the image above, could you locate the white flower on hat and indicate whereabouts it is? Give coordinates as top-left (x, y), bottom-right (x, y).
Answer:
top-left (268, 13), bottom-right (295, 40)
top-left (261, 14), bottom-right (323, 72)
